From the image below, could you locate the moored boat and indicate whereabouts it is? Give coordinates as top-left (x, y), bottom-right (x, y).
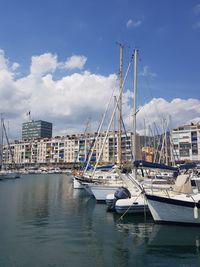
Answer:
top-left (0, 170), bottom-right (20, 179)
top-left (145, 174), bottom-right (200, 225)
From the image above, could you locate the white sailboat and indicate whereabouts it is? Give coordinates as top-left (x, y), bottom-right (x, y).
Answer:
top-left (106, 170), bottom-right (174, 213)
top-left (73, 45), bottom-right (127, 195)
top-left (145, 173), bottom-right (200, 225)
top-left (107, 49), bottom-right (176, 215)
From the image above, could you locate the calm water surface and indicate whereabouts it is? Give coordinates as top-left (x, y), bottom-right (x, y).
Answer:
top-left (0, 174), bottom-right (200, 267)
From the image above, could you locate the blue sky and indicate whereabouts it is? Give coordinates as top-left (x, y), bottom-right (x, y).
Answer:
top-left (0, 0), bottom-right (200, 138)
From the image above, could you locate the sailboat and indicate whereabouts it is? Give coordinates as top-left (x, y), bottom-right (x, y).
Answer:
top-left (145, 173), bottom-right (200, 225)
top-left (0, 117), bottom-right (20, 179)
top-left (107, 49), bottom-right (176, 214)
top-left (73, 45), bottom-right (126, 193)
top-left (107, 49), bottom-right (147, 213)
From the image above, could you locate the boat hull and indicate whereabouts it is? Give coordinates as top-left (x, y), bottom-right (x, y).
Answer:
top-left (115, 196), bottom-right (149, 214)
top-left (90, 185), bottom-right (121, 202)
top-left (73, 177), bottom-right (84, 189)
top-left (146, 194), bottom-right (200, 225)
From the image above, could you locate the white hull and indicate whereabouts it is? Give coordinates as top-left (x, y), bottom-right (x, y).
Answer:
top-left (115, 195), bottom-right (149, 214)
top-left (90, 185), bottom-right (121, 201)
top-left (146, 194), bottom-right (200, 225)
top-left (73, 177), bottom-right (84, 189)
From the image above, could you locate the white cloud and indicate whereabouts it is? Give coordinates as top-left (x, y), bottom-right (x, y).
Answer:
top-left (30, 54), bottom-right (87, 75)
top-left (11, 62), bottom-right (20, 71)
top-left (124, 98), bottom-right (200, 134)
top-left (62, 55), bottom-right (87, 70)
top-left (30, 53), bottom-right (58, 75)
top-left (0, 49), bottom-right (118, 139)
top-left (126, 19), bottom-right (142, 28)
top-left (0, 49), bottom-right (200, 140)
top-left (0, 49), bottom-right (9, 71)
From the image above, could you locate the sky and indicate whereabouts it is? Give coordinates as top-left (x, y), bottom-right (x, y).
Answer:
top-left (0, 0), bottom-right (200, 139)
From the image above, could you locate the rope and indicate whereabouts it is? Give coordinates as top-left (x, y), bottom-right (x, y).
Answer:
top-left (118, 191), bottom-right (142, 221)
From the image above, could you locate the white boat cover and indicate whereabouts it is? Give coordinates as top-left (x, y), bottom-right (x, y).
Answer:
top-left (173, 174), bottom-right (193, 194)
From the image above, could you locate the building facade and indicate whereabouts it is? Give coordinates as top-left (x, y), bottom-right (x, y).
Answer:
top-left (171, 123), bottom-right (200, 163)
top-left (2, 131), bottom-right (141, 166)
top-left (22, 120), bottom-right (53, 140)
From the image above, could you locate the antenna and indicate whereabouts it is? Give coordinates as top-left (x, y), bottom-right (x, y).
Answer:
top-left (27, 111), bottom-right (31, 122)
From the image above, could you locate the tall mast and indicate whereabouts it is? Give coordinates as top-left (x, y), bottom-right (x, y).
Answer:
top-left (133, 49), bottom-right (138, 162)
top-left (113, 96), bottom-right (117, 164)
top-left (118, 44), bottom-right (123, 167)
top-left (0, 114), bottom-right (3, 167)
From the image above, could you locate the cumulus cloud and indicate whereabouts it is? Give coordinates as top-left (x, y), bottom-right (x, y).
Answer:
top-left (0, 49), bottom-right (9, 70)
top-left (126, 19), bottom-right (142, 28)
top-left (11, 62), bottom-right (20, 71)
top-left (62, 55), bottom-right (87, 70)
top-left (0, 49), bottom-right (199, 140)
top-left (30, 53), bottom-right (58, 75)
top-left (124, 97), bottom-right (200, 134)
top-left (0, 49), bottom-right (117, 139)
top-left (30, 54), bottom-right (87, 76)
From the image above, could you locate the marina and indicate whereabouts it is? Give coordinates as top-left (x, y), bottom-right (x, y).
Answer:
top-left (0, 173), bottom-right (200, 267)
top-left (0, 1), bottom-right (200, 267)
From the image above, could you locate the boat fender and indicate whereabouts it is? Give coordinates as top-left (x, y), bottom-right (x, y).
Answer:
top-left (79, 171), bottom-right (84, 177)
top-left (194, 205), bottom-right (198, 220)
top-left (72, 170), bottom-right (77, 176)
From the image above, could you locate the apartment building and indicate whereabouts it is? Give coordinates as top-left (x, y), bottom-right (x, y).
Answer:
top-left (2, 131), bottom-right (141, 166)
top-left (171, 123), bottom-right (200, 163)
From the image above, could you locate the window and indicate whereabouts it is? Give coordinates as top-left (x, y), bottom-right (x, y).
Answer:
top-left (180, 149), bottom-right (189, 157)
top-left (192, 149), bottom-right (198, 155)
top-left (179, 143), bottom-right (191, 149)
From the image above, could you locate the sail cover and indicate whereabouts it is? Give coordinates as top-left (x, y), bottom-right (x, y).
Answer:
top-left (133, 160), bottom-right (178, 171)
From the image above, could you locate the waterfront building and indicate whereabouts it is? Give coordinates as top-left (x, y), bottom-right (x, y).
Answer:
top-left (2, 131), bottom-right (141, 167)
top-left (171, 123), bottom-right (200, 163)
top-left (22, 120), bottom-right (53, 140)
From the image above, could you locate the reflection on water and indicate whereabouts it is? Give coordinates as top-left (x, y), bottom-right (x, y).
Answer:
top-left (0, 174), bottom-right (200, 267)
top-left (147, 224), bottom-right (200, 258)
top-left (114, 214), bottom-right (200, 266)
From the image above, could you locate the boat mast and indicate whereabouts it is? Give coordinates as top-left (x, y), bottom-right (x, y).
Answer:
top-left (133, 49), bottom-right (138, 163)
top-left (118, 44), bottom-right (123, 168)
top-left (0, 114), bottom-right (4, 169)
top-left (2, 119), bottom-right (16, 168)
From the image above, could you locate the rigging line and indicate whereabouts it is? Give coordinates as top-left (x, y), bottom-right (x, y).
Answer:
top-left (118, 191), bottom-right (142, 221)
top-left (115, 98), bottom-right (134, 162)
top-left (153, 122), bottom-right (163, 163)
top-left (85, 53), bottom-right (134, 172)
top-left (90, 54), bottom-right (134, 175)
top-left (2, 119), bottom-right (16, 167)
top-left (84, 87), bottom-right (117, 172)
top-left (72, 118), bottom-right (91, 170)
top-left (138, 58), bottom-right (168, 130)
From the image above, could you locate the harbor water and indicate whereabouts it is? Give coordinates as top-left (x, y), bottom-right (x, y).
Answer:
top-left (0, 174), bottom-right (200, 267)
